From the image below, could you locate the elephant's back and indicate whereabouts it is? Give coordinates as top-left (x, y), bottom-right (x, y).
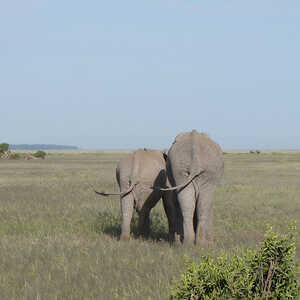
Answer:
top-left (168, 130), bottom-right (224, 184)
top-left (132, 149), bottom-right (166, 185)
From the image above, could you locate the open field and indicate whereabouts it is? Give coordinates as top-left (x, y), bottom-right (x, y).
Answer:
top-left (0, 151), bottom-right (299, 299)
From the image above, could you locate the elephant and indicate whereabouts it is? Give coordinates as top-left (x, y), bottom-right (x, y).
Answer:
top-left (94, 148), bottom-right (176, 241)
top-left (154, 130), bottom-right (224, 247)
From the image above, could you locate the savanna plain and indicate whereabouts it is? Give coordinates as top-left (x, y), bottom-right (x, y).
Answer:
top-left (0, 150), bottom-right (299, 299)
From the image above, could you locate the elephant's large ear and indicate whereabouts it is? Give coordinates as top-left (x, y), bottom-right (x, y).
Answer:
top-left (162, 149), bottom-right (168, 161)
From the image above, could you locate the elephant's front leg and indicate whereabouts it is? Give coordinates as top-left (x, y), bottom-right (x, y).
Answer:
top-left (120, 193), bottom-right (134, 241)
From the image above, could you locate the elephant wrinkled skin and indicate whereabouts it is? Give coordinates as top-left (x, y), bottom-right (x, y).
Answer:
top-left (95, 149), bottom-right (176, 241)
top-left (165, 130), bottom-right (224, 247)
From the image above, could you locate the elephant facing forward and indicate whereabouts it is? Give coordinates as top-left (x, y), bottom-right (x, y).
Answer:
top-left (155, 130), bottom-right (224, 247)
top-left (94, 148), bottom-right (176, 241)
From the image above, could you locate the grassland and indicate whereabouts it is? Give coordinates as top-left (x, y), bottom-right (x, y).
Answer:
top-left (0, 151), bottom-right (299, 299)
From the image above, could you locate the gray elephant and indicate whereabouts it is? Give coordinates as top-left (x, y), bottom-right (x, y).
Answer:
top-left (94, 148), bottom-right (176, 241)
top-left (155, 130), bottom-right (224, 247)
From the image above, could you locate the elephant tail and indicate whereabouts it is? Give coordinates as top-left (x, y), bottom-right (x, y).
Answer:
top-left (152, 169), bottom-right (204, 192)
top-left (91, 182), bottom-right (138, 198)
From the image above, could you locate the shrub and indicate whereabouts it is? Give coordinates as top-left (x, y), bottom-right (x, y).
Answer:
top-left (0, 143), bottom-right (9, 154)
top-left (170, 226), bottom-right (299, 300)
top-left (33, 150), bottom-right (46, 159)
top-left (9, 153), bottom-right (20, 160)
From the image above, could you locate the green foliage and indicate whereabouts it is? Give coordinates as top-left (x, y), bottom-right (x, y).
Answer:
top-left (170, 226), bottom-right (300, 300)
top-left (33, 150), bottom-right (46, 159)
top-left (0, 142), bottom-right (9, 153)
top-left (9, 153), bottom-right (20, 160)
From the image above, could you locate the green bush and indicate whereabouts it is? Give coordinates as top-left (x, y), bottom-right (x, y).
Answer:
top-left (33, 150), bottom-right (46, 159)
top-left (0, 143), bottom-right (9, 154)
top-left (170, 226), bottom-right (299, 300)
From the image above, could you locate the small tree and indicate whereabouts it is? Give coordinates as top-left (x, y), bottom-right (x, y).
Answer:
top-left (0, 143), bottom-right (9, 154)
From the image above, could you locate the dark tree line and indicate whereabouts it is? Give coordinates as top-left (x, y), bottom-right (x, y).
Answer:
top-left (9, 144), bottom-right (78, 150)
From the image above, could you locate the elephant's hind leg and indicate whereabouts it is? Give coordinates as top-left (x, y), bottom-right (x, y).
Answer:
top-left (137, 209), bottom-right (151, 239)
top-left (195, 183), bottom-right (216, 248)
top-left (177, 184), bottom-right (196, 246)
top-left (120, 192), bottom-right (135, 241)
top-left (137, 192), bottom-right (160, 239)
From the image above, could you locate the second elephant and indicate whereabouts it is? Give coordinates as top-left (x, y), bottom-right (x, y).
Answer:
top-left (95, 148), bottom-right (176, 241)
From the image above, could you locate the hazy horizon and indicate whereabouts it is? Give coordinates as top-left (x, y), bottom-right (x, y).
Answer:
top-left (7, 137), bottom-right (300, 151)
top-left (1, 1), bottom-right (300, 150)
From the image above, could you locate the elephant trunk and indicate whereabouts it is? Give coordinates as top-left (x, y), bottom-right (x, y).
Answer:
top-left (120, 193), bottom-right (135, 240)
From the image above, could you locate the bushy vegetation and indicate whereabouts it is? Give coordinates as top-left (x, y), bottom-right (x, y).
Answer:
top-left (0, 142), bottom-right (9, 154)
top-left (170, 226), bottom-right (299, 300)
top-left (9, 153), bottom-right (20, 160)
top-left (33, 150), bottom-right (46, 159)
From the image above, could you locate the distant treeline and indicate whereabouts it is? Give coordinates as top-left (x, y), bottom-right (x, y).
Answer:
top-left (9, 144), bottom-right (78, 150)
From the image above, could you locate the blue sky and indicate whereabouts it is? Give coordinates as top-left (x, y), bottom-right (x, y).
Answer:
top-left (1, 1), bottom-right (300, 149)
